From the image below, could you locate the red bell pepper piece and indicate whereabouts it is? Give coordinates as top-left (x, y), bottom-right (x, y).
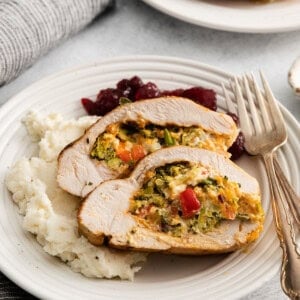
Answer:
top-left (180, 188), bottom-right (201, 218)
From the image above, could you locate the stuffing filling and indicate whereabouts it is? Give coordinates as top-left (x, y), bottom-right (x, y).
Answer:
top-left (129, 162), bottom-right (264, 237)
top-left (90, 120), bottom-right (231, 175)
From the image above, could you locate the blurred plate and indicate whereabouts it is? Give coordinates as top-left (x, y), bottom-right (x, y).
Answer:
top-left (142, 0), bottom-right (300, 33)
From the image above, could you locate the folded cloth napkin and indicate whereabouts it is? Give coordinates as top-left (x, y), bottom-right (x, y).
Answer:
top-left (0, 0), bottom-right (113, 86)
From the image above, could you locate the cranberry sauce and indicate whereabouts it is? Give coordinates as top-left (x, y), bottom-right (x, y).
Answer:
top-left (81, 76), bottom-right (217, 116)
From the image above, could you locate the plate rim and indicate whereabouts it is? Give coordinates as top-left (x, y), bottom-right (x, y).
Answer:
top-left (1, 55), bottom-right (299, 129)
top-left (0, 55), bottom-right (299, 299)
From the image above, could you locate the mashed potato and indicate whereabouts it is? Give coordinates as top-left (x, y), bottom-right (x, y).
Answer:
top-left (5, 112), bottom-right (146, 280)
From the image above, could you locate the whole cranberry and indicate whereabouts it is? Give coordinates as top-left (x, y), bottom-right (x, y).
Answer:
top-left (81, 98), bottom-right (99, 115)
top-left (95, 88), bottom-right (121, 115)
top-left (129, 76), bottom-right (143, 91)
top-left (228, 132), bottom-right (246, 160)
top-left (116, 79), bottom-right (132, 98)
top-left (182, 87), bottom-right (217, 111)
top-left (116, 76), bottom-right (144, 100)
top-left (135, 82), bottom-right (161, 101)
top-left (117, 79), bottom-right (130, 91)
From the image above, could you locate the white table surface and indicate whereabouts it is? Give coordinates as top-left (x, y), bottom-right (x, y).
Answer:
top-left (0, 0), bottom-right (298, 299)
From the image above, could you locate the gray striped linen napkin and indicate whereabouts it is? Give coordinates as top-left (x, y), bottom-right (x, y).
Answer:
top-left (0, 0), bottom-right (114, 86)
top-left (0, 0), bottom-right (113, 297)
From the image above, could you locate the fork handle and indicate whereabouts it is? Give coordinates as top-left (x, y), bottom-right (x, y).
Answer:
top-left (274, 155), bottom-right (300, 225)
top-left (263, 153), bottom-right (300, 299)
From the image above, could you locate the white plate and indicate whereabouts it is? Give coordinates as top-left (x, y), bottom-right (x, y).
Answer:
top-left (0, 56), bottom-right (299, 300)
top-left (142, 0), bottom-right (300, 33)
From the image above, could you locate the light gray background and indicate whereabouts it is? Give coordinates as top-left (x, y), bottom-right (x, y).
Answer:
top-left (1, 0), bottom-right (299, 299)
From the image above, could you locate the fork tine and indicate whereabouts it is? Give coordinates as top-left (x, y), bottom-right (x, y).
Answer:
top-left (260, 71), bottom-right (287, 132)
top-left (251, 72), bottom-right (273, 131)
top-left (221, 83), bottom-right (236, 114)
top-left (232, 76), bottom-right (252, 137)
top-left (243, 75), bottom-right (262, 135)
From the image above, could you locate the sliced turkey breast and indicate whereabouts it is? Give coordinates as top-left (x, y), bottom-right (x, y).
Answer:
top-left (78, 146), bottom-right (264, 255)
top-left (57, 97), bottom-right (238, 197)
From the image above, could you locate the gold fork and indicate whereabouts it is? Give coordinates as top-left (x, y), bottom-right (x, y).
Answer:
top-left (222, 73), bottom-right (300, 299)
